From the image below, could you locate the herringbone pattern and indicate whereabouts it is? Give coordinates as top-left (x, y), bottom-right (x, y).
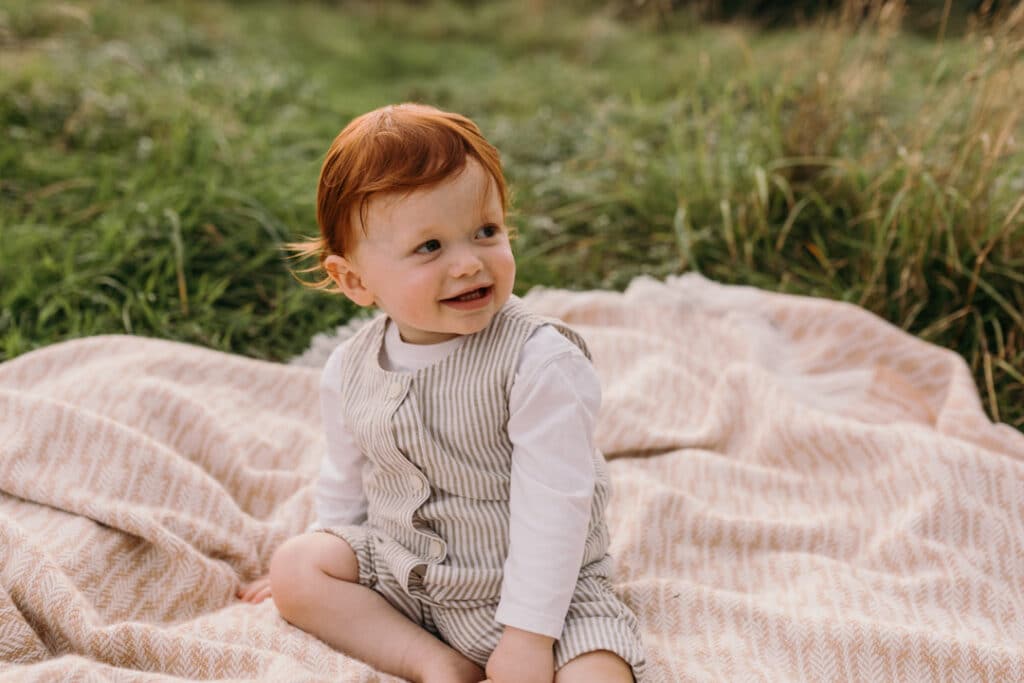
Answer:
top-left (1, 273), bottom-right (1022, 681)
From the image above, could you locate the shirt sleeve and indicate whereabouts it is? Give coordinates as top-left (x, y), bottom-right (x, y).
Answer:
top-left (313, 340), bottom-right (368, 530)
top-left (494, 326), bottom-right (600, 638)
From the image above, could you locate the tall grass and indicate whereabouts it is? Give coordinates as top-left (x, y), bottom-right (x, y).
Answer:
top-left (1, 0), bottom-right (1021, 426)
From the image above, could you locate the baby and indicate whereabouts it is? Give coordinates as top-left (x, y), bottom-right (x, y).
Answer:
top-left (238, 103), bottom-right (645, 683)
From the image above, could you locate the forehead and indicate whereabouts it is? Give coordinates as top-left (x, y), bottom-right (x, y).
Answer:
top-left (359, 159), bottom-right (501, 237)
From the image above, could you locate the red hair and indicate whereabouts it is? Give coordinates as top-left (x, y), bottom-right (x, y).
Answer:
top-left (288, 103), bottom-right (509, 291)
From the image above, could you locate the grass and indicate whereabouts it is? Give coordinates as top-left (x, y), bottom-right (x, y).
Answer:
top-left (1, 1), bottom-right (1022, 427)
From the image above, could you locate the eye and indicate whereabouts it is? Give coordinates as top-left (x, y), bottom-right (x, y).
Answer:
top-left (475, 224), bottom-right (499, 239)
top-left (414, 239), bottom-right (441, 254)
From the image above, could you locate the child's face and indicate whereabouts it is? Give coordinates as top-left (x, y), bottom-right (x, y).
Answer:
top-left (326, 158), bottom-right (515, 345)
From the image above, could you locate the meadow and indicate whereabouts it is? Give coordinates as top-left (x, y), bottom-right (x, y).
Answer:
top-left (1, 1), bottom-right (1022, 427)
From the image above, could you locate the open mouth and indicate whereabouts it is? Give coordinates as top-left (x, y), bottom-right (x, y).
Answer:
top-left (443, 286), bottom-right (491, 303)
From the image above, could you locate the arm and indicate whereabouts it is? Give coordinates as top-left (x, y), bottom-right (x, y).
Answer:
top-left (313, 337), bottom-right (369, 529)
top-left (487, 328), bottom-right (601, 681)
top-left (313, 381), bottom-right (368, 529)
top-left (238, 342), bottom-right (368, 603)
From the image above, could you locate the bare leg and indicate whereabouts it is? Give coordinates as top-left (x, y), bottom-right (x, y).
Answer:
top-left (269, 533), bottom-right (483, 683)
top-left (555, 650), bottom-right (634, 683)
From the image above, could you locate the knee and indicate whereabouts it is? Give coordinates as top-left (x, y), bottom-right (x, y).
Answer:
top-left (268, 535), bottom-right (321, 622)
top-left (555, 650), bottom-right (634, 683)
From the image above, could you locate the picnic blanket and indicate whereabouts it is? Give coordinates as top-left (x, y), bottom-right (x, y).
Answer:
top-left (2, 273), bottom-right (1023, 681)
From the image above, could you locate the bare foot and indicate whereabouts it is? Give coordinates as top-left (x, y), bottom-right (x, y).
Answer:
top-left (236, 575), bottom-right (272, 603)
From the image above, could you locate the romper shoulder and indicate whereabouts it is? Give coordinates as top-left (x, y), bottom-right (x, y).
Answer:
top-left (320, 313), bottom-right (386, 389)
top-left (497, 295), bottom-right (592, 361)
top-left (320, 337), bottom-right (350, 387)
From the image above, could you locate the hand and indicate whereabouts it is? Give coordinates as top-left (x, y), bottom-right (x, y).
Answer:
top-left (485, 626), bottom-right (555, 683)
top-left (236, 574), bottom-right (272, 603)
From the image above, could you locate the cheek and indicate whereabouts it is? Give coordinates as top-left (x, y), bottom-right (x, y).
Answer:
top-left (396, 266), bottom-right (441, 303)
top-left (495, 247), bottom-right (516, 282)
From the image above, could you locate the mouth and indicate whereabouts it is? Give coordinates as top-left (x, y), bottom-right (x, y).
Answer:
top-left (441, 286), bottom-right (492, 303)
top-left (440, 286), bottom-right (495, 310)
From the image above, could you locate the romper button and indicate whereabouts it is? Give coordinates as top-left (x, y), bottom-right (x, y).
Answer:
top-left (387, 381), bottom-right (404, 399)
top-left (429, 540), bottom-right (444, 559)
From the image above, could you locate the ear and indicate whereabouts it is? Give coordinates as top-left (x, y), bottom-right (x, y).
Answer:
top-left (324, 254), bottom-right (375, 307)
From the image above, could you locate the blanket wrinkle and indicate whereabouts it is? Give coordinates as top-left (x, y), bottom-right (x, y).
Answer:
top-left (0, 392), bottom-right (264, 579)
top-left (1, 273), bottom-right (1023, 681)
top-left (0, 551), bottom-right (51, 663)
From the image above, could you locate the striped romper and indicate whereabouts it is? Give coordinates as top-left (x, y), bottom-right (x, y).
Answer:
top-left (320, 296), bottom-right (647, 677)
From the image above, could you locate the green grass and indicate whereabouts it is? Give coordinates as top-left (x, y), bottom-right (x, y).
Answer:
top-left (1, 1), bottom-right (1022, 427)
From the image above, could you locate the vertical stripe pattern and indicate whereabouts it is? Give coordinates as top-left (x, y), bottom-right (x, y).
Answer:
top-left (332, 296), bottom-right (645, 676)
top-left (336, 296), bottom-right (611, 603)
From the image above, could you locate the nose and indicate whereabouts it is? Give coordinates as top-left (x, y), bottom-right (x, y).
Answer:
top-left (448, 246), bottom-right (483, 278)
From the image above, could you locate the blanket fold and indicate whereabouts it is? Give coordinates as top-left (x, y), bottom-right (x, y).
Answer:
top-left (1, 274), bottom-right (1022, 681)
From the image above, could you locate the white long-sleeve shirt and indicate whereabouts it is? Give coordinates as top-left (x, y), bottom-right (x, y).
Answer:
top-left (316, 319), bottom-right (600, 638)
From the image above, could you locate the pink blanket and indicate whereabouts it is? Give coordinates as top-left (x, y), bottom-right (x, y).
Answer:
top-left (2, 274), bottom-right (1022, 681)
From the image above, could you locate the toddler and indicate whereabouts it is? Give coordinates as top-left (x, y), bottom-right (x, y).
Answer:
top-left (238, 103), bottom-right (645, 683)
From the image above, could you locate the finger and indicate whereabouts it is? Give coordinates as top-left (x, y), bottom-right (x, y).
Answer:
top-left (240, 583), bottom-right (263, 602)
top-left (254, 585), bottom-right (273, 603)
